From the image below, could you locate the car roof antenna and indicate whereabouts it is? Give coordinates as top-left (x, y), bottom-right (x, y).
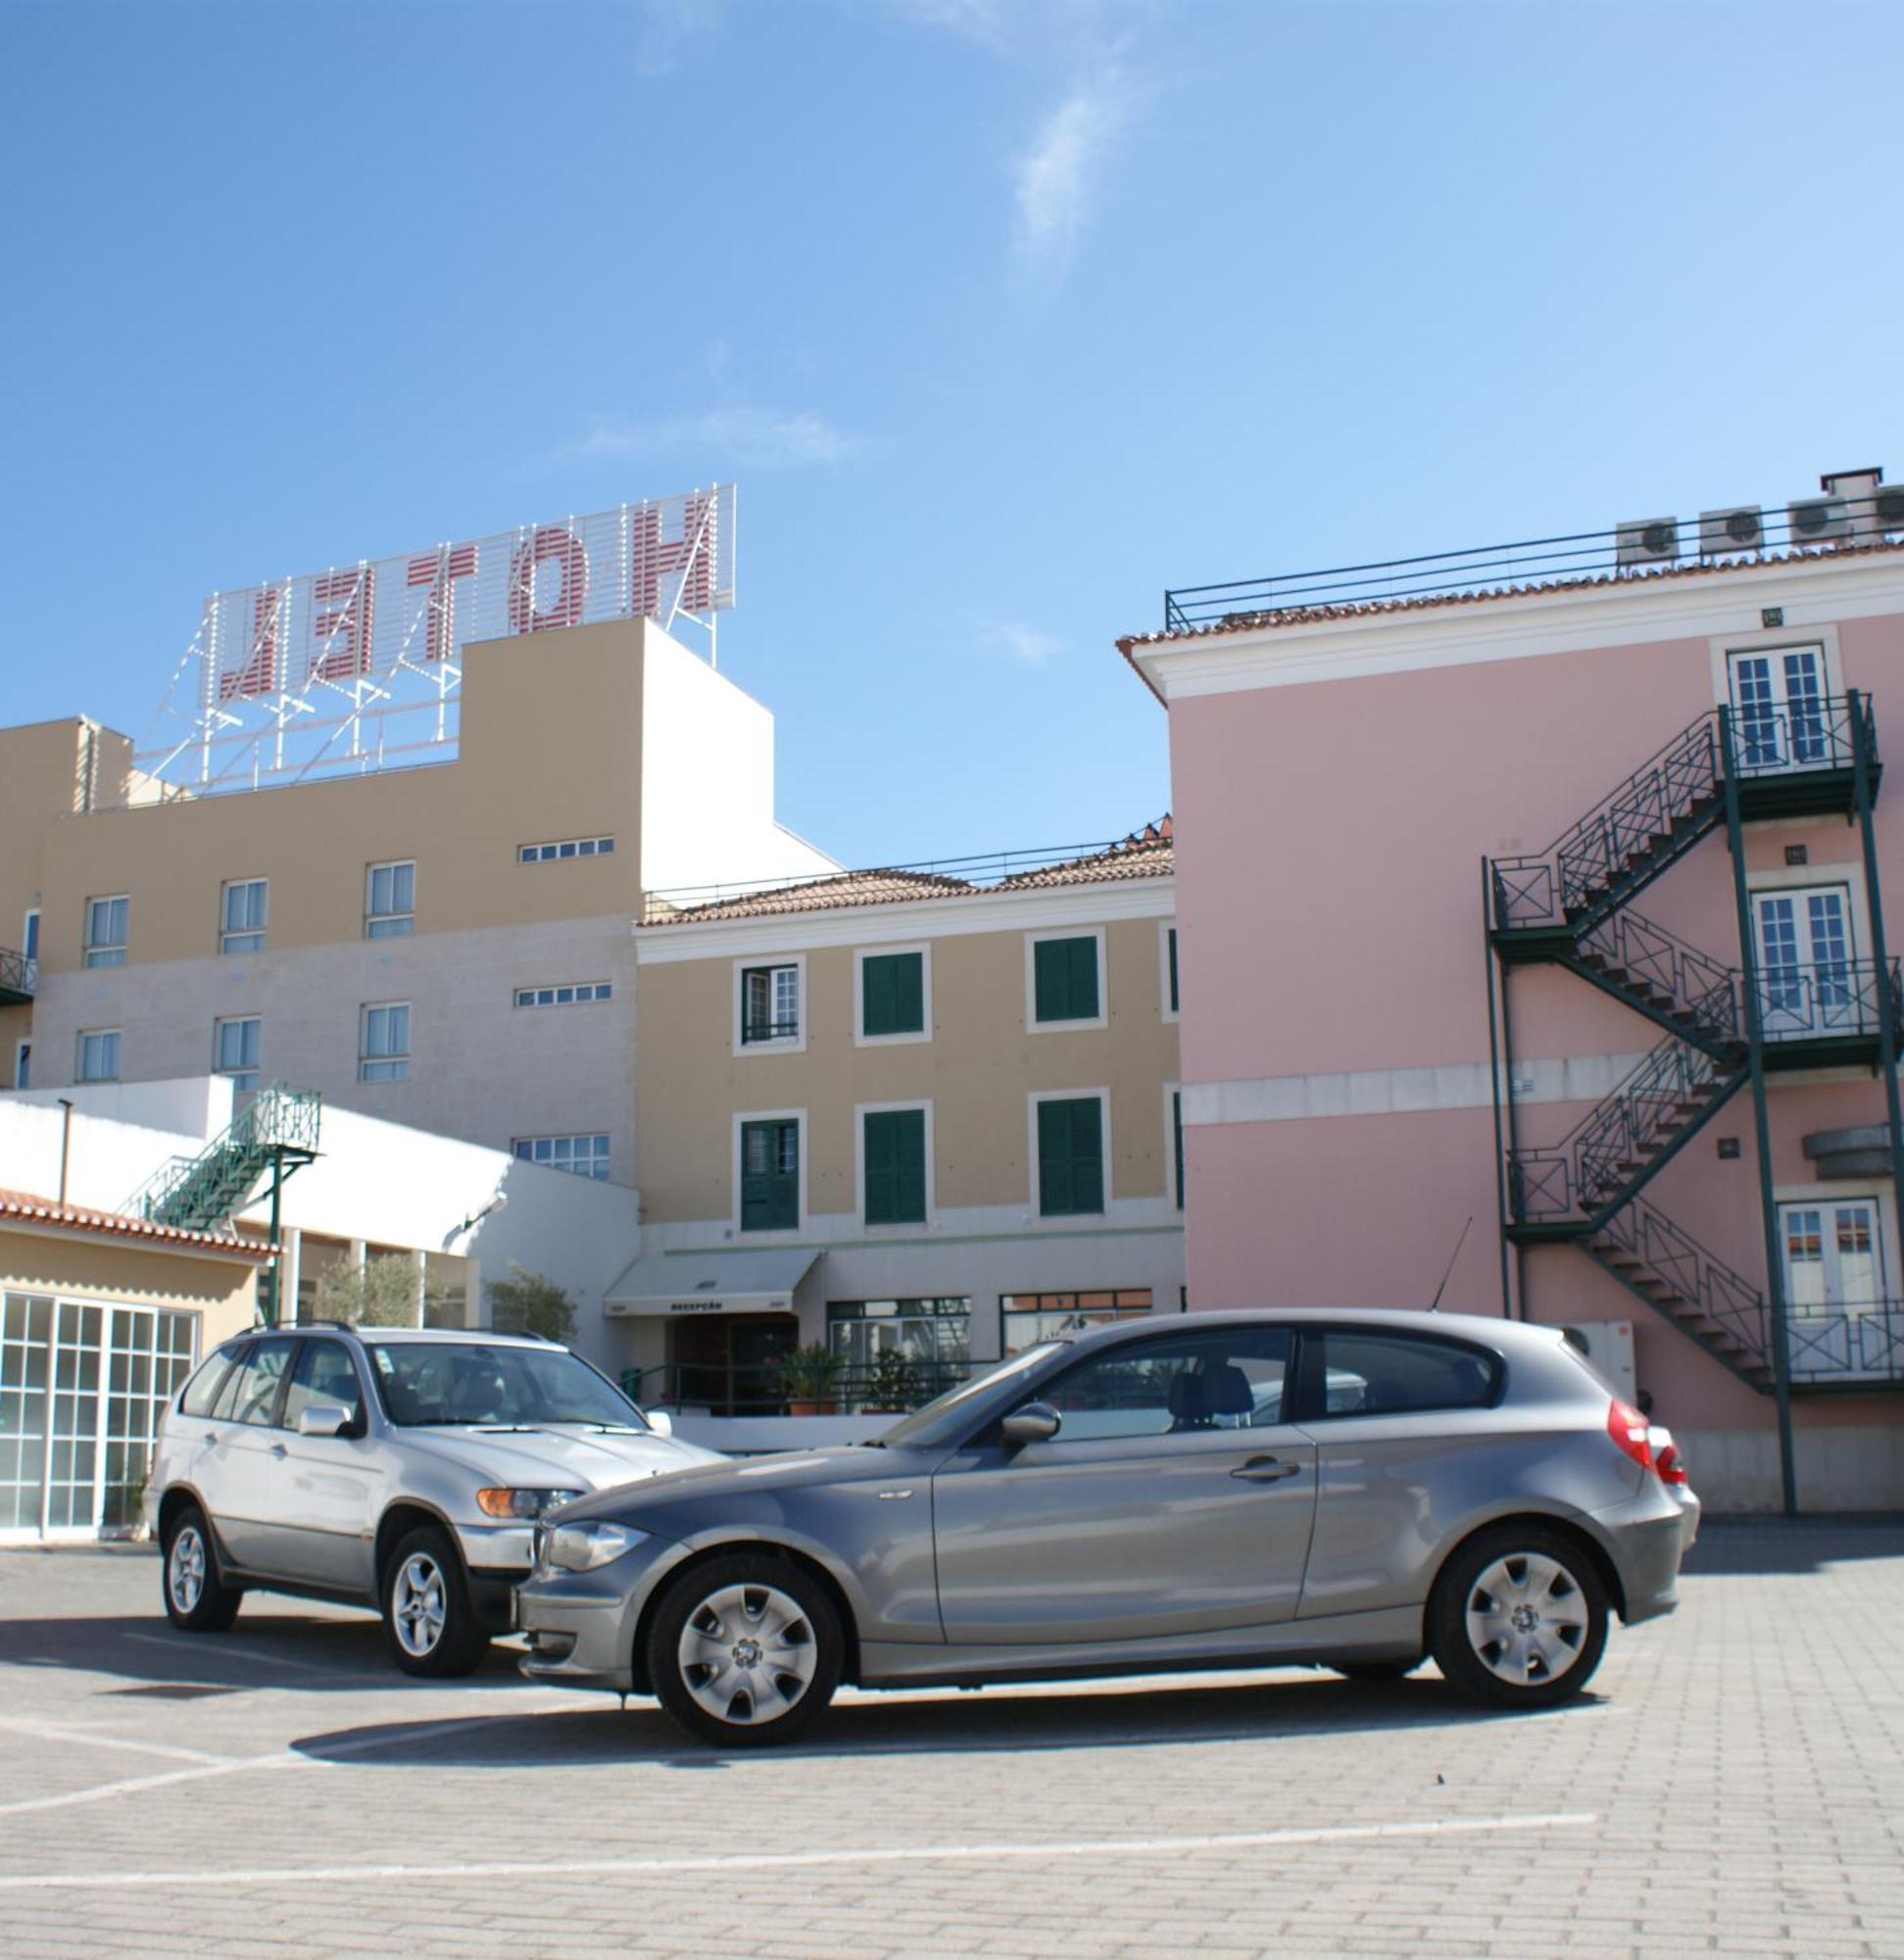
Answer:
top-left (1427, 1216), bottom-right (1473, 1313)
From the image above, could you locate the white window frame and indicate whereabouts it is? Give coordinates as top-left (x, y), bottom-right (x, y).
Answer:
top-left (1708, 623), bottom-right (1843, 715)
top-left (366, 860), bottom-right (415, 940)
top-left (854, 1099), bottom-right (936, 1233)
top-left (213, 1015), bottom-right (262, 1092)
top-left (853, 943), bottom-right (933, 1048)
top-left (219, 878), bottom-right (269, 956)
top-left (1775, 1190), bottom-right (1892, 1313)
top-left (75, 1029), bottom-right (121, 1083)
top-left (732, 1106), bottom-right (807, 1238)
top-left (518, 835), bottom-right (615, 864)
top-left (1158, 921), bottom-right (1179, 1023)
top-left (1024, 926), bottom-right (1108, 1033)
top-left (83, 896), bottom-right (127, 969)
top-left (511, 1133), bottom-right (613, 1181)
top-left (359, 1002), bottom-right (411, 1083)
top-left (733, 954), bottom-right (806, 1056)
top-left (1026, 1086), bottom-right (1112, 1219)
top-left (513, 982), bottom-right (612, 1008)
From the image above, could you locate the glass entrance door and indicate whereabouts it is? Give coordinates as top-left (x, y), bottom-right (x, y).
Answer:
top-left (1729, 646), bottom-right (1829, 772)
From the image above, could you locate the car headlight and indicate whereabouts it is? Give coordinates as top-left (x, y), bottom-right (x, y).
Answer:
top-left (476, 1487), bottom-right (585, 1519)
top-left (542, 1521), bottom-right (648, 1572)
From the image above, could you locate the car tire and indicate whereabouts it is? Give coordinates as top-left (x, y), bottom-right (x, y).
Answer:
top-left (1429, 1525), bottom-right (1609, 1709)
top-left (646, 1553), bottom-right (843, 1747)
top-left (381, 1524), bottom-right (491, 1678)
top-left (1330, 1658), bottom-right (1422, 1683)
top-left (161, 1502), bottom-right (243, 1633)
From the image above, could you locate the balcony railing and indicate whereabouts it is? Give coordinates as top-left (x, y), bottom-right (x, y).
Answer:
top-left (0, 947), bottom-right (34, 1000)
top-left (1785, 1302), bottom-right (1904, 1387)
top-left (1160, 499), bottom-right (1904, 630)
top-left (1756, 958), bottom-right (1903, 1045)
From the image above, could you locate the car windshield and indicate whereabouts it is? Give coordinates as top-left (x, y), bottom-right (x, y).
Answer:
top-left (365, 1342), bottom-right (648, 1430)
top-left (872, 1345), bottom-right (1066, 1451)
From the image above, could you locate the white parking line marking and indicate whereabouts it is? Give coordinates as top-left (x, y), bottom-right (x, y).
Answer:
top-left (0, 1752), bottom-right (298, 1821)
top-left (119, 1630), bottom-right (361, 1678)
top-left (0, 1811), bottom-right (1597, 1890)
top-left (0, 1717), bottom-right (231, 1767)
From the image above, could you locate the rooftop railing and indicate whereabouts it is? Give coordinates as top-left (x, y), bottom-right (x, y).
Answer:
top-left (1161, 497), bottom-right (1903, 631)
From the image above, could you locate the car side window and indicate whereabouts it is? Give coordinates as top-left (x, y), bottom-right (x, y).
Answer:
top-left (284, 1340), bottom-right (366, 1430)
top-left (220, 1338), bottom-right (297, 1428)
top-left (179, 1348), bottom-right (243, 1418)
top-left (1300, 1330), bottom-right (1502, 1421)
top-left (1040, 1328), bottom-right (1293, 1443)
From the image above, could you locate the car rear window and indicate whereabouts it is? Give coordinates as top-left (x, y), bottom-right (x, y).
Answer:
top-left (1299, 1329), bottom-right (1502, 1420)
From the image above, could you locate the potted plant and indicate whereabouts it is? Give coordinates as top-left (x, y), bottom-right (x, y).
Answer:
top-left (861, 1348), bottom-right (915, 1414)
top-left (778, 1343), bottom-right (842, 1416)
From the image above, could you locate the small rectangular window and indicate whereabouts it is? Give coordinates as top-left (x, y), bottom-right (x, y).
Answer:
top-left (220, 879), bottom-right (268, 955)
top-left (214, 1016), bottom-right (262, 1093)
top-left (1033, 934), bottom-right (1100, 1024)
top-left (13, 1041), bottom-right (28, 1090)
top-left (518, 835), bottom-right (613, 863)
top-left (860, 951), bottom-right (925, 1039)
top-left (23, 909), bottom-right (39, 962)
top-left (366, 860), bottom-right (415, 939)
top-left (741, 964), bottom-right (801, 1045)
top-left (511, 1133), bottom-right (612, 1180)
top-left (84, 896), bottom-right (128, 968)
top-left (76, 1029), bottom-right (122, 1082)
top-left (513, 982), bottom-right (612, 1008)
top-left (740, 1118), bottom-right (800, 1230)
top-left (1037, 1096), bottom-right (1105, 1215)
top-left (863, 1108), bottom-right (927, 1226)
top-left (359, 1003), bottom-right (411, 1082)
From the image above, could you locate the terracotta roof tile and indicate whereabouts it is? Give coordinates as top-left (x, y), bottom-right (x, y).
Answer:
top-left (994, 816), bottom-right (1174, 890)
top-left (1118, 535), bottom-right (1904, 656)
top-left (0, 1188), bottom-right (272, 1259)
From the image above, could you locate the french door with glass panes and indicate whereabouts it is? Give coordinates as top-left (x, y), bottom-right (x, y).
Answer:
top-left (0, 1294), bottom-right (198, 1541)
top-left (1754, 885), bottom-right (1855, 1039)
top-left (1729, 645), bottom-right (1830, 772)
top-left (1781, 1199), bottom-right (1889, 1380)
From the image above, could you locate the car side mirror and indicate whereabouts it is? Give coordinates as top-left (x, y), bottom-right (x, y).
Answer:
top-left (646, 1408), bottom-right (674, 1438)
top-left (1001, 1401), bottom-right (1061, 1446)
top-left (296, 1402), bottom-right (354, 1438)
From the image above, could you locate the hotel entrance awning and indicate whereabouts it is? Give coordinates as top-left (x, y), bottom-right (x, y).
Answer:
top-left (603, 1246), bottom-right (816, 1318)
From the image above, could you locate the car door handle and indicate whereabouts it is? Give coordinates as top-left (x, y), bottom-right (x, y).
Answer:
top-left (269, 1443), bottom-right (287, 1459)
top-left (1231, 1456), bottom-right (1302, 1482)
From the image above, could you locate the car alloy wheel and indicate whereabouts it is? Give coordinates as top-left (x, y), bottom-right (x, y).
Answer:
top-left (392, 1551), bottom-right (448, 1658)
top-left (677, 1582), bottom-right (819, 1728)
top-left (168, 1524), bottom-right (207, 1617)
top-left (1463, 1551), bottom-right (1590, 1687)
top-left (159, 1500), bottom-right (242, 1633)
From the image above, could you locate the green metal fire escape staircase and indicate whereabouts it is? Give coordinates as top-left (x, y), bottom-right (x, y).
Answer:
top-left (1488, 692), bottom-right (1900, 1403)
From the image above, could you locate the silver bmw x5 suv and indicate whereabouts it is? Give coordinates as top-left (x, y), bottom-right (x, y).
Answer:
top-left (148, 1323), bottom-right (719, 1674)
top-left (518, 1307), bottom-right (1699, 1744)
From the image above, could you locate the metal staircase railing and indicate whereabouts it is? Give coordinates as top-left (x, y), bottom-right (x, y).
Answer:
top-left (1508, 1033), bottom-right (1745, 1226)
top-left (1568, 907), bottom-right (1741, 1051)
top-left (125, 1084), bottom-right (321, 1231)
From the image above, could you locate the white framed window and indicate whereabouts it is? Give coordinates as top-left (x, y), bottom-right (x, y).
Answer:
top-left (22, 909), bottom-right (39, 963)
top-left (214, 1016), bottom-right (262, 1093)
top-left (734, 1108), bottom-right (806, 1235)
top-left (1725, 640), bottom-right (1837, 773)
top-left (359, 1003), bottom-right (411, 1082)
top-left (513, 982), bottom-right (612, 1008)
top-left (1025, 927), bottom-right (1108, 1032)
top-left (518, 835), bottom-right (614, 863)
top-left (75, 1029), bottom-right (121, 1083)
top-left (735, 956), bottom-right (806, 1054)
top-left (366, 860), bottom-right (415, 939)
top-left (855, 1100), bottom-right (935, 1231)
top-left (83, 896), bottom-right (127, 969)
top-left (512, 1134), bottom-right (611, 1181)
top-left (220, 879), bottom-right (268, 956)
top-left (1158, 922), bottom-right (1179, 1021)
top-left (854, 944), bottom-right (932, 1047)
top-left (1754, 882), bottom-right (1859, 1039)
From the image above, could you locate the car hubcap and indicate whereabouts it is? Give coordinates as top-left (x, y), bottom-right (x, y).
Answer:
top-left (1465, 1551), bottom-right (1588, 1686)
top-left (168, 1526), bottom-right (206, 1614)
top-left (678, 1583), bottom-right (817, 1727)
top-left (392, 1552), bottom-right (447, 1656)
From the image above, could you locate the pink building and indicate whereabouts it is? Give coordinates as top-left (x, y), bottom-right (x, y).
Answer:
top-left (1126, 469), bottom-right (1904, 1511)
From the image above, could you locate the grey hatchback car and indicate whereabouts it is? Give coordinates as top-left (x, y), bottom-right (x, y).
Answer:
top-left (518, 1307), bottom-right (1699, 1745)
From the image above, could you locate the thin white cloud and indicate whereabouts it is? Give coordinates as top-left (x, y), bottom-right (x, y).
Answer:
top-left (561, 408), bottom-right (862, 471)
top-left (1012, 69), bottom-right (1130, 274)
top-left (987, 621), bottom-right (1063, 665)
top-left (635, 0), bottom-right (721, 76)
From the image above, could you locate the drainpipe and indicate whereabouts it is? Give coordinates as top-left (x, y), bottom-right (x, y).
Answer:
top-left (57, 1099), bottom-right (73, 1205)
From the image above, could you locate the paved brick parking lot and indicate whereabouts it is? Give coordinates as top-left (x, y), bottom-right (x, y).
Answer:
top-left (0, 1520), bottom-right (1902, 1959)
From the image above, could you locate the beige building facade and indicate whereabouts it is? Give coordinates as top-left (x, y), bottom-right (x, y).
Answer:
top-left (617, 828), bottom-right (1184, 1410)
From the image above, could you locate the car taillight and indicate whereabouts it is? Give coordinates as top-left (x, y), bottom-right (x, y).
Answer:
top-left (1606, 1397), bottom-right (1653, 1473)
top-left (1651, 1431), bottom-right (1689, 1487)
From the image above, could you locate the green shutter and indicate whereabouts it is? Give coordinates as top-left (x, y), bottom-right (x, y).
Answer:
top-left (1173, 1091), bottom-right (1184, 1209)
top-left (862, 952), bottom-right (924, 1037)
top-left (1038, 1097), bottom-right (1103, 1216)
top-left (864, 1108), bottom-right (926, 1225)
top-left (1034, 936), bottom-right (1099, 1023)
top-left (740, 1120), bottom-right (798, 1231)
top-left (1167, 928), bottom-right (1179, 1013)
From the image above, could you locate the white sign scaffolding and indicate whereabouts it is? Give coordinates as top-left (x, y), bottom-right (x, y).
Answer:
top-left (136, 486), bottom-right (736, 797)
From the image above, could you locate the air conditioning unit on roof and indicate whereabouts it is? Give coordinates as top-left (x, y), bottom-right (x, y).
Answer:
top-left (1788, 495), bottom-right (1850, 546)
top-left (1615, 516), bottom-right (1680, 567)
top-left (1700, 506), bottom-right (1764, 557)
top-left (1876, 483), bottom-right (1904, 534)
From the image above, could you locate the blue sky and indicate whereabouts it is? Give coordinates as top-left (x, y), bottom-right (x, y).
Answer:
top-left (2, 0), bottom-right (1898, 870)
